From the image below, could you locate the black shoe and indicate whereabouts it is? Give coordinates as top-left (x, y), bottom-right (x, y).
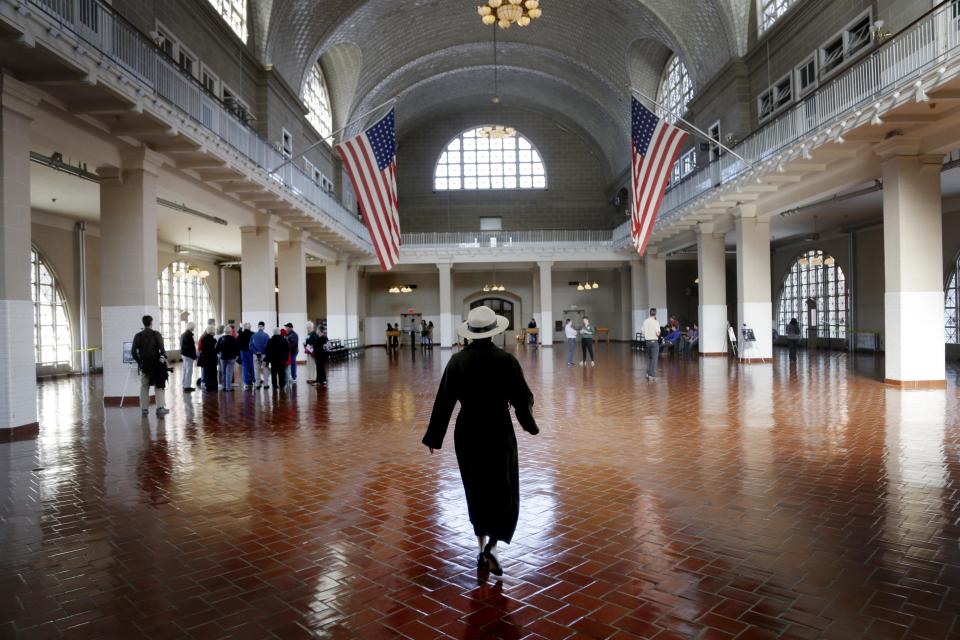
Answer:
top-left (483, 542), bottom-right (502, 576)
top-left (477, 553), bottom-right (488, 571)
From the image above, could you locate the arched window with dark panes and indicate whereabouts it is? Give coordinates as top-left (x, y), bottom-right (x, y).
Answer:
top-left (776, 249), bottom-right (848, 340)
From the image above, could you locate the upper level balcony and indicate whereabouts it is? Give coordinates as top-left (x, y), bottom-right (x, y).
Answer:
top-left (1, 0), bottom-right (373, 256)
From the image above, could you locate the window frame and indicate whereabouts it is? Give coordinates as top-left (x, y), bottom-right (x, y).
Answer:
top-left (157, 261), bottom-right (217, 352)
top-left (303, 64), bottom-right (334, 143)
top-left (794, 53), bottom-right (818, 98)
top-left (708, 121), bottom-right (721, 163)
top-left (200, 63), bottom-right (219, 96)
top-left (776, 249), bottom-right (848, 342)
top-left (433, 127), bottom-right (547, 192)
top-left (757, 71), bottom-right (794, 124)
top-left (656, 55), bottom-right (695, 125)
top-left (757, 0), bottom-right (800, 34)
top-left (818, 8), bottom-right (874, 81)
top-left (206, 0), bottom-right (247, 43)
top-left (31, 247), bottom-right (74, 371)
top-left (945, 250), bottom-right (960, 344)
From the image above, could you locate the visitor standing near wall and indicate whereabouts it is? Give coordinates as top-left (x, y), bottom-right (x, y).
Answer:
top-left (564, 319), bottom-right (578, 366)
top-left (423, 306), bottom-right (539, 577)
top-left (642, 308), bottom-right (661, 381)
top-left (199, 327), bottom-right (218, 391)
top-left (284, 323), bottom-right (300, 384)
top-left (239, 323), bottom-right (256, 389)
top-left (579, 317), bottom-right (596, 367)
top-left (132, 315), bottom-right (169, 417)
top-left (180, 323), bottom-right (196, 392)
top-left (251, 321), bottom-right (270, 389)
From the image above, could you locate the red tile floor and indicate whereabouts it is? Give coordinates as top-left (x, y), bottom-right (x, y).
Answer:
top-left (2, 345), bottom-right (960, 639)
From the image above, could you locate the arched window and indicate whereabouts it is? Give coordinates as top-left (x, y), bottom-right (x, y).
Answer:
top-left (435, 127), bottom-right (546, 191)
top-left (759, 0), bottom-right (799, 33)
top-left (776, 250), bottom-right (847, 340)
top-left (31, 248), bottom-right (73, 368)
top-left (207, 0), bottom-right (246, 42)
top-left (945, 253), bottom-right (960, 343)
top-left (656, 56), bottom-right (694, 124)
top-left (303, 64), bottom-right (333, 140)
top-left (158, 262), bottom-right (216, 351)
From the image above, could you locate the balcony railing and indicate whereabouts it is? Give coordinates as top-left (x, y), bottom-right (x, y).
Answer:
top-left (28, 0), bottom-right (370, 245)
top-left (401, 229), bottom-right (617, 249)
top-left (613, 0), bottom-right (960, 243)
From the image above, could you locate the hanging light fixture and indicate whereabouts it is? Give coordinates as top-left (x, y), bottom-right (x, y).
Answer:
top-left (824, 255), bottom-right (836, 267)
top-left (478, 0), bottom-right (542, 29)
top-left (480, 125), bottom-right (517, 139)
top-left (173, 227), bottom-right (210, 279)
top-left (577, 283), bottom-right (584, 291)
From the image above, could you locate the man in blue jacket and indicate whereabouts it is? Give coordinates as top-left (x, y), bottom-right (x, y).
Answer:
top-left (250, 321), bottom-right (271, 389)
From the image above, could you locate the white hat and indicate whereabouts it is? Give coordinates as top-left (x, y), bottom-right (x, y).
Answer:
top-left (457, 305), bottom-right (509, 340)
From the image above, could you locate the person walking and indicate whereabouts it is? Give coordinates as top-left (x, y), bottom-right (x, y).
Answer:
top-left (250, 321), bottom-right (270, 389)
top-left (131, 315), bottom-right (169, 417)
top-left (238, 322), bottom-right (256, 389)
top-left (216, 325), bottom-right (240, 391)
top-left (284, 323), bottom-right (300, 384)
top-left (198, 326), bottom-right (218, 391)
top-left (564, 318), bottom-right (578, 366)
top-left (422, 306), bottom-right (539, 576)
top-left (179, 323), bottom-right (196, 392)
top-left (304, 322), bottom-right (318, 383)
top-left (265, 328), bottom-right (290, 391)
top-left (786, 318), bottom-right (802, 360)
top-left (641, 308), bottom-right (662, 381)
top-left (579, 316), bottom-right (596, 366)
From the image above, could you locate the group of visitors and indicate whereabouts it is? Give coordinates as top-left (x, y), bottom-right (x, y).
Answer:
top-left (385, 320), bottom-right (435, 349)
top-left (563, 316), bottom-right (596, 367)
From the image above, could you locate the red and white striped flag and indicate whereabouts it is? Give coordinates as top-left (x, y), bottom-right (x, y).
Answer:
top-left (336, 109), bottom-right (400, 271)
top-left (631, 97), bottom-right (689, 256)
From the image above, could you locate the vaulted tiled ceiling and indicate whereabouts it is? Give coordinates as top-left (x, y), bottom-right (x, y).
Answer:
top-left (252, 0), bottom-right (748, 178)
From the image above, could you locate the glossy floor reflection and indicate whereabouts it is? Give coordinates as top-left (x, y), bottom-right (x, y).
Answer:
top-left (2, 346), bottom-right (960, 639)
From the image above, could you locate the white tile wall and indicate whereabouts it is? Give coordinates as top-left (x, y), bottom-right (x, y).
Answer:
top-left (0, 299), bottom-right (37, 428)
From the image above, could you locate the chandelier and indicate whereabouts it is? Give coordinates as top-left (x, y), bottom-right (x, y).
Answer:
top-left (576, 281), bottom-right (599, 291)
top-left (174, 263), bottom-right (210, 279)
top-left (483, 284), bottom-right (506, 292)
top-left (478, 0), bottom-right (542, 28)
top-left (388, 285), bottom-right (415, 294)
top-left (480, 125), bottom-right (516, 138)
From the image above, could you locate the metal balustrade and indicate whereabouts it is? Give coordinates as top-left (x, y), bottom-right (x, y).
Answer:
top-left (401, 229), bottom-right (617, 248)
top-left (613, 0), bottom-right (960, 244)
top-left (29, 0), bottom-right (369, 245)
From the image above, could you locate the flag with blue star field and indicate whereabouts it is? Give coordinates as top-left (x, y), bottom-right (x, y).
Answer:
top-left (631, 97), bottom-right (689, 256)
top-left (336, 109), bottom-right (401, 271)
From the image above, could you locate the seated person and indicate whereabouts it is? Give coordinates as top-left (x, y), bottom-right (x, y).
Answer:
top-left (684, 325), bottom-right (700, 352)
top-left (662, 327), bottom-right (682, 352)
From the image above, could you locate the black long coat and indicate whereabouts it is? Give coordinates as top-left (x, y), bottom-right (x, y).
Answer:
top-left (423, 339), bottom-right (538, 544)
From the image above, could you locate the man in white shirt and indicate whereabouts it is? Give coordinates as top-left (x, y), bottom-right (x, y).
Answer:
top-left (641, 307), bottom-right (662, 381)
top-left (564, 319), bottom-right (578, 366)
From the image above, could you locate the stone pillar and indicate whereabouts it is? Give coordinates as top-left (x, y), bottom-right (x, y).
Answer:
top-left (346, 264), bottom-right (359, 341)
top-left (240, 221), bottom-right (276, 329)
top-left (697, 224), bottom-right (728, 355)
top-left (881, 154), bottom-right (945, 386)
top-left (531, 268), bottom-right (541, 330)
top-left (0, 76), bottom-right (40, 436)
top-left (438, 262), bottom-right (454, 348)
top-left (630, 260), bottom-right (647, 338)
top-left (645, 254), bottom-right (668, 325)
top-left (325, 262), bottom-right (348, 340)
top-left (735, 205), bottom-right (773, 360)
top-left (99, 147), bottom-right (164, 403)
top-left (538, 261), bottom-right (553, 346)
top-left (277, 235), bottom-right (307, 342)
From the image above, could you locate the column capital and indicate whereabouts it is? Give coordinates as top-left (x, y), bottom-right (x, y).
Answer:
top-left (436, 261), bottom-right (452, 272)
top-left (879, 152), bottom-right (944, 172)
top-left (537, 260), bottom-right (554, 269)
top-left (732, 203), bottom-right (757, 219)
top-left (119, 147), bottom-right (165, 177)
top-left (1, 74), bottom-right (42, 119)
top-left (696, 222), bottom-right (716, 235)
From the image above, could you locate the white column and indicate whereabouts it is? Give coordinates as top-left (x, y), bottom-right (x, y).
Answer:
top-left (346, 264), bottom-right (359, 341)
top-left (630, 260), bottom-right (647, 338)
top-left (882, 154), bottom-right (945, 386)
top-left (240, 221), bottom-right (276, 329)
top-left (645, 254), bottom-right (668, 325)
top-left (697, 224), bottom-right (728, 355)
top-left (277, 235), bottom-right (307, 339)
top-left (0, 76), bottom-right (40, 434)
top-left (735, 206), bottom-right (773, 360)
top-left (538, 261), bottom-right (553, 346)
top-left (325, 262), bottom-right (348, 340)
top-left (531, 268), bottom-right (541, 330)
top-left (98, 147), bottom-right (164, 402)
top-left (438, 262), bottom-right (454, 348)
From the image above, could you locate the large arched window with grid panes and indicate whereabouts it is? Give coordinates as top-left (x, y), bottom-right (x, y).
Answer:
top-left (776, 250), bottom-right (848, 341)
top-left (945, 253), bottom-right (960, 344)
top-left (303, 64), bottom-right (333, 141)
top-left (206, 0), bottom-right (247, 42)
top-left (435, 127), bottom-right (545, 191)
top-left (158, 262), bottom-right (216, 351)
top-left (758, 0), bottom-right (799, 33)
top-left (656, 55), bottom-right (694, 124)
top-left (31, 248), bottom-right (73, 370)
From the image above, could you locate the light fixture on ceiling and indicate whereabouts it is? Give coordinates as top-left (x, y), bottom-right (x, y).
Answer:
top-left (389, 284), bottom-right (416, 294)
top-left (478, 0), bottom-right (542, 29)
top-left (173, 228), bottom-right (211, 279)
top-left (824, 255), bottom-right (835, 267)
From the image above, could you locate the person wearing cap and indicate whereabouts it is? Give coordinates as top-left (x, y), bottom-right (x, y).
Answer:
top-left (422, 305), bottom-right (539, 577)
top-left (284, 322), bottom-right (300, 384)
top-left (250, 321), bottom-right (270, 389)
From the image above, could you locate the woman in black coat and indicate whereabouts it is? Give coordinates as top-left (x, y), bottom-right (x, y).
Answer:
top-left (264, 328), bottom-right (289, 390)
top-left (198, 327), bottom-right (218, 391)
top-left (423, 306), bottom-right (538, 576)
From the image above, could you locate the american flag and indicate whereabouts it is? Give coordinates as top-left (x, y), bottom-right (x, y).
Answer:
top-left (336, 109), bottom-right (400, 271)
top-left (631, 97), bottom-right (689, 256)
